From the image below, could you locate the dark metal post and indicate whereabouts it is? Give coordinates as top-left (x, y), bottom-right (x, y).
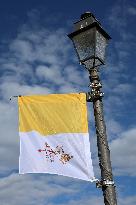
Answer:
top-left (87, 68), bottom-right (117, 205)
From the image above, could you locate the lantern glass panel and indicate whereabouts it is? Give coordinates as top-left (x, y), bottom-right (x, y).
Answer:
top-left (95, 30), bottom-right (107, 62)
top-left (72, 28), bottom-right (95, 62)
top-left (83, 58), bottom-right (101, 69)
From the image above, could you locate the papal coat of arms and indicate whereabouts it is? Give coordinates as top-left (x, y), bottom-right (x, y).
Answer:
top-left (38, 142), bottom-right (73, 164)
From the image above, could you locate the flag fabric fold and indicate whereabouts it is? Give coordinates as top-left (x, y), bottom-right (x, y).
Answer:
top-left (18, 93), bottom-right (95, 181)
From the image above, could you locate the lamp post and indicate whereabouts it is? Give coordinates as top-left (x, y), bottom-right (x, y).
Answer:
top-left (68, 12), bottom-right (117, 205)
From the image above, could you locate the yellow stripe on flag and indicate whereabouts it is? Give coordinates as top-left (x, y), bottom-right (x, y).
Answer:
top-left (18, 93), bottom-right (88, 136)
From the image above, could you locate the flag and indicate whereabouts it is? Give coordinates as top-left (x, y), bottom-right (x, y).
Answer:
top-left (18, 93), bottom-right (95, 181)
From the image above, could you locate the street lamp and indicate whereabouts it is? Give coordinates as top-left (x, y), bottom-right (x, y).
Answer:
top-left (68, 12), bottom-right (111, 70)
top-left (68, 12), bottom-right (117, 205)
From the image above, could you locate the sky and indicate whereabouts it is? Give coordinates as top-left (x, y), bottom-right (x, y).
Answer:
top-left (0, 0), bottom-right (136, 204)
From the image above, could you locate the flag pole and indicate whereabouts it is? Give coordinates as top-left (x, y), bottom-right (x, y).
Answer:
top-left (87, 68), bottom-right (117, 205)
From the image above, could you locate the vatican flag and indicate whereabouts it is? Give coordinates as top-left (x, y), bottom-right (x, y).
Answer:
top-left (18, 93), bottom-right (95, 181)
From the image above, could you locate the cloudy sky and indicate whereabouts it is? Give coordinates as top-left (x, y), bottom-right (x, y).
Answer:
top-left (0, 0), bottom-right (136, 204)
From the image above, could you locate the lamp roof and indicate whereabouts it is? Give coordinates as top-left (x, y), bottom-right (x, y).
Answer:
top-left (68, 22), bottom-right (111, 40)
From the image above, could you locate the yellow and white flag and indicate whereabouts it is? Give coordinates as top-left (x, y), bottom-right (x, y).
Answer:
top-left (18, 93), bottom-right (95, 181)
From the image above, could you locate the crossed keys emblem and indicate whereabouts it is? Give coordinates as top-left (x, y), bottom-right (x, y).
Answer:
top-left (38, 142), bottom-right (73, 164)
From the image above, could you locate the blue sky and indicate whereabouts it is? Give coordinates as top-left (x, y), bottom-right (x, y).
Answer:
top-left (0, 0), bottom-right (136, 204)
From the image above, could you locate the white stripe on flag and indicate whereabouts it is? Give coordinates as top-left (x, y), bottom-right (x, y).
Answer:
top-left (19, 131), bottom-right (94, 181)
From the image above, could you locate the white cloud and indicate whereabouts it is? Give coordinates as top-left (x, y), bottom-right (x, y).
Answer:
top-left (0, 174), bottom-right (79, 205)
top-left (1, 82), bottom-right (52, 101)
top-left (110, 128), bottom-right (136, 176)
top-left (64, 65), bottom-right (88, 86)
top-left (10, 39), bottom-right (35, 62)
top-left (127, 7), bottom-right (136, 16)
top-left (52, 196), bottom-right (103, 205)
top-left (36, 65), bottom-right (65, 85)
top-left (0, 102), bottom-right (19, 172)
